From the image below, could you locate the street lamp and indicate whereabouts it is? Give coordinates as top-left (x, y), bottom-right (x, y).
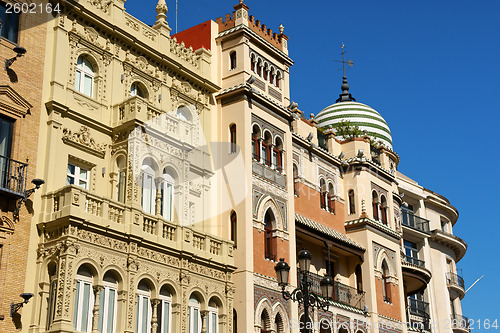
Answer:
top-left (274, 248), bottom-right (334, 333)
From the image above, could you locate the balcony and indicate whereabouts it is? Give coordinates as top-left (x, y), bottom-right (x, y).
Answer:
top-left (402, 208), bottom-right (430, 235)
top-left (451, 314), bottom-right (470, 333)
top-left (407, 298), bottom-right (431, 331)
top-left (252, 159), bottom-right (286, 188)
top-left (41, 185), bottom-right (233, 267)
top-left (430, 229), bottom-right (467, 262)
top-left (446, 272), bottom-right (465, 299)
top-left (113, 96), bottom-right (196, 146)
top-left (401, 255), bottom-right (432, 294)
top-left (298, 270), bottom-right (365, 311)
top-left (0, 155), bottom-right (28, 199)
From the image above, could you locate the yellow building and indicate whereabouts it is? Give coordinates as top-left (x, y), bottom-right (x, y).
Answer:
top-left (10, 1), bottom-right (468, 333)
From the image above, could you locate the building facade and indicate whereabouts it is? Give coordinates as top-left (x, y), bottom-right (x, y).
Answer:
top-left (8, 1), bottom-right (468, 333)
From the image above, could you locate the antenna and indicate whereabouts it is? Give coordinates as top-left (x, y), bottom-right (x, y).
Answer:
top-left (465, 275), bottom-right (484, 294)
top-left (334, 43), bottom-right (354, 76)
top-left (176, 0), bottom-right (178, 34)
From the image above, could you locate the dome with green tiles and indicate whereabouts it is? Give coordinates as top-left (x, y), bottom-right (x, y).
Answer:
top-left (315, 76), bottom-right (393, 149)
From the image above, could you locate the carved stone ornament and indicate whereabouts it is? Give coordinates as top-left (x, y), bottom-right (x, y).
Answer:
top-left (169, 37), bottom-right (200, 68)
top-left (62, 126), bottom-right (107, 158)
top-left (88, 0), bottom-right (112, 13)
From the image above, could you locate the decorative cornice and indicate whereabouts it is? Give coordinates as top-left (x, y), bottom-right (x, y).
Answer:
top-left (0, 85), bottom-right (32, 119)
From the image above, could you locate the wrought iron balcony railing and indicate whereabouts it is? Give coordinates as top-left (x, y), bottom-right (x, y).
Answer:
top-left (408, 297), bottom-right (430, 318)
top-left (451, 314), bottom-right (470, 332)
top-left (298, 270), bottom-right (365, 311)
top-left (0, 155), bottom-right (28, 198)
top-left (402, 254), bottom-right (426, 268)
top-left (402, 208), bottom-right (430, 234)
top-left (446, 272), bottom-right (465, 289)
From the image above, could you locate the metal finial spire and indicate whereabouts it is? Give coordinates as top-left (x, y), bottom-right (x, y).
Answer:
top-left (334, 44), bottom-right (356, 103)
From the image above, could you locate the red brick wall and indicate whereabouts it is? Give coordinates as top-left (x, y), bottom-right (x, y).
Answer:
top-left (253, 228), bottom-right (289, 278)
top-left (294, 182), bottom-right (346, 233)
top-left (375, 277), bottom-right (402, 320)
top-left (0, 11), bottom-right (46, 331)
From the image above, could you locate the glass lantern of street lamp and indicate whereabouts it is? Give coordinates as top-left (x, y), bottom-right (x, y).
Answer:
top-left (297, 248), bottom-right (312, 272)
top-left (320, 275), bottom-right (334, 299)
top-left (274, 258), bottom-right (290, 287)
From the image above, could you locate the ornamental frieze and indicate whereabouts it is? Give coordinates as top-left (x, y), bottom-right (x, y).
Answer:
top-left (77, 229), bottom-right (128, 251)
top-left (62, 126), bottom-right (107, 158)
top-left (187, 262), bottom-right (227, 281)
top-left (136, 246), bottom-right (180, 267)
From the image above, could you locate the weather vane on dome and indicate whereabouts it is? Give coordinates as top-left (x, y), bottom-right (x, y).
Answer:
top-left (334, 44), bottom-right (356, 103)
top-left (334, 43), bottom-right (354, 77)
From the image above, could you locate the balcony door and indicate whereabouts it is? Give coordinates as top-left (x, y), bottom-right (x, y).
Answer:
top-left (0, 117), bottom-right (14, 189)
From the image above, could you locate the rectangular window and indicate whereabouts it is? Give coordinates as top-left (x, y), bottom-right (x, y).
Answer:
top-left (158, 300), bottom-right (171, 333)
top-left (46, 279), bottom-right (57, 329)
top-left (73, 280), bottom-right (93, 332)
top-left (141, 172), bottom-right (155, 214)
top-left (0, 2), bottom-right (19, 43)
top-left (189, 306), bottom-right (201, 333)
top-left (98, 285), bottom-right (117, 333)
top-left (161, 181), bottom-right (173, 220)
top-left (0, 116), bottom-right (14, 190)
top-left (207, 311), bottom-right (218, 333)
top-left (136, 294), bottom-right (151, 333)
top-left (116, 170), bottom-right (126, 203)
top-left (67, 163), bottom-right (89, 189)
top-left (404, 240), bottom-right (419, 261)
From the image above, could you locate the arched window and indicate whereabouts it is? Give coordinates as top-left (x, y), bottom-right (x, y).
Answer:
top-left (73, 265), bottom-right (94, 332)
top-left (188, 294), bottom-right (201, 333)
top-left (207, 299), bottom-right (219, 333)
top-left (130, 82), bottom-right (146, 98)
top-left (372, 191), bottom-right (379, 221)
top-left (273, 137), bottom-right (283, 172)
top-left (157, 286), bottom-right (172, 333)
top-left (263, 63), bottom-right (268, 81)
top-left (141, 161), bottom-right (156, 215)
top-left (256, 59), bottom-right (262, 76)
top-left (275, 313), bottom-right (284, 333)
top-left (176, 106), bottom-right (190, 122)
top-left (355, 264), bottom-right (363, 293)
top-left (319, 179), bottom-right (327, 210)
top-left (261, 309), bottom-right (270, 333)
top-left (98, 271), bottom-right (118, 333)
top-left (230, 51), bottom-right (237, 70)
top-left (262, 132), bottom-right (272, 167)
top-left (264, 209), bottom-right (276, 261)
top-left (269, 69), bottom-right (275, 85)
top-left (275, 72), bottom-right (281, 88)
top-left (250, 54), bottom-right (256, 72)
top-left (116, 156), bottom-right (126, 203)
top-left (46, 264), bottom-right (58, 330)
top-left (136, 280), bottom-right (152, 333)
top-left (380, 195), bottom-right (388, 225)
top-left (252, 125), bottom-right (261, 161)
top-left (348, 190), bottom-right (355, 215)
top-left (230, 211), bottom-right (237, 248)
top-left (382, 260), bottom-right (391, 303)
top-left (230, 124), bottom-right (237, 154)
top-left (161, 168), bottom-right (175, 221)
top-left (75, 56), bottom-right (94, 97)
top-left (319, 319), bottom-right (332, 333)
top-left (293, 164), bottom-right (299, 196)
top-left (328, 183), bottom-right (335, 213)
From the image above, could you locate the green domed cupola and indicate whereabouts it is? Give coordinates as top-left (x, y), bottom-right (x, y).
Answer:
top-left (315, 76), bottom-right (393, 149)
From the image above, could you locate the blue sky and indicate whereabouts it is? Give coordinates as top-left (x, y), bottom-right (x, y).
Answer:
top-left (125, 0), bottom-right (500, 326)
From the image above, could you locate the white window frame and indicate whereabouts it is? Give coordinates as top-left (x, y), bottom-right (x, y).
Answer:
top-left (130, 82), bottom-right (145, 98)
top-left (207, 305), bottom-right (218, 333)
top-left (73, 274), bottom-right (94, 332)
top-left (67, 163), bottom-right (89, 190)
top-left (188, 297), bottom-right (201, 333)
top-left (116, 169), bottom-right (126, 203)
top-left (161, 172), bottom-right (174, 221)
top-left (141, 165), bottom-right (156, 215)
top-left (136, 289), bottom-right (152, 333)
top-left (75, 56), bottom-right (94, 97)
top-left (158, 291), bottom-right (172, 333)
top-left (98, 280), bottom-right (118, 333)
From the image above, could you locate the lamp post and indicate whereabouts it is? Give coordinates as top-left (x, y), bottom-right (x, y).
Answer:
top-left (275, 248), bottom-right (334, 333)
